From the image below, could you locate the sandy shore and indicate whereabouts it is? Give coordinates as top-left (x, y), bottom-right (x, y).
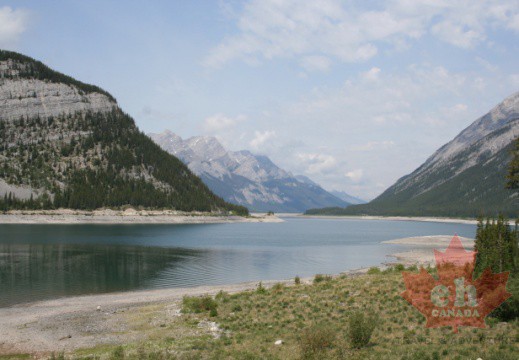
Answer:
top-left (0, 234), bottom-right (471, 356)
top-left (383, 235), bottom-right (475, 267)
top-left (0, 209), bottom-right (284, 224)
top-left (282, 213), bottom-right (480, 225)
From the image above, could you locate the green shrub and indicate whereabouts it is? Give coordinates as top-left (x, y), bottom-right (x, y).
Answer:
top-left (209, 308), bottom-right (218, 317)
top-left (182, 295), bottom-right (218, 314)
top-left (347, 311), bottom-right (377, 349)
top-left (256, 282), bottom-right (267, 294)
top-left (393, 264), bottom-right (405, 272)
top-left (406, 264), bottom-right (418, 272)
top-left (313, 274), bottom-right (332, 284)
top-left (295, 275), bottom-right (301, 285)
top-left (491, 274), bottom-right (519, 321)
top-left (215, 290), bottom-right (230, 303)
top-left (367, 267), bottom-right (381, 275)
top-left (299, 323), bottom-right (336, 359)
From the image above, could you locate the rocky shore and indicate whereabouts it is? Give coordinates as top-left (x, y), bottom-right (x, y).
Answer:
top-left (0, 208), bottom-right (284, 224)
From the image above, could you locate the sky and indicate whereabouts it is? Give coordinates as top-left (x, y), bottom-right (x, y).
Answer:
top-left (1, 0), bottom-right (519, 200)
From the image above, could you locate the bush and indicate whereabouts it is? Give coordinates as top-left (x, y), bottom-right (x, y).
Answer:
top-left (313, 274), bottom-right (332, 284)
top-left (295, 275), bottom-right (301, 285)
top-left (215, 290), bottom-right (230, 303)
top-left (491, 274), bottom-right (519, 321)
top-left (367, 267), bottom-right (381, 275)
top-left (393, 264), bottom-right (405, 272)
top-left (182, 295), bottom-right (218, 314)
top-left (347, 311), bottom-right (377, 349)
top-left (256, 281), bottom-right (267, 294)
top-left (299, 323), bottom-right (336, 359)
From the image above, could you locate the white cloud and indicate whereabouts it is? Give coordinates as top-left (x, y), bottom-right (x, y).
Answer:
top-left (345, 169), bottom-right (364, 183)
top-left (352, 140), bottom-right (395, 152)
top-left (266, 60), bottom-right (519, 199)
top-left (430, 21), bottom-right (484, 49)
top-left (249, 130), bottom-right (275, 149)
top-left (476, 57), bottom-right (498, 72)
top-left (0, 6), bottom-right (29, 47)
top-left (300, 55), bottom-right (331, 72)
top-left (205, 0), bottom-right (519, 68)
top-left (296, 153), bottom-right (337, 174)
top-left (202, 113), bottom-right (245, 133)
top-left (362, 67), bottom-right (381, 81)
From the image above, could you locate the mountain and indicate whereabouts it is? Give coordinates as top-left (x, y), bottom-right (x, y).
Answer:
top-left (148, 130), bottom-right (350, 212)
top-left (0, 50), bottom-right (247, 215)
top-left (307, 92), bottom-right (519, 217)
top-left (329, 191), bottom-right (366, 205)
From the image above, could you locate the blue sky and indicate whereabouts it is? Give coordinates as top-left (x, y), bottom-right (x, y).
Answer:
top-left (1, 0), bottom-right (519, 199)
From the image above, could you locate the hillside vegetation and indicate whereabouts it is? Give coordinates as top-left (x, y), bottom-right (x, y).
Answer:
top-left (50, 267), bottom-right (519, 360)
top-left (0, 50), bottom-right (247, 215)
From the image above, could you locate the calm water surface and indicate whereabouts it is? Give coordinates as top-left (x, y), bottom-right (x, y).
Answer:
top-left (0, 217), bottom-right (476, 307)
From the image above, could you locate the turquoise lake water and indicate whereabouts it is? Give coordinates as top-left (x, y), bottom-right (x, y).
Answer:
top-left (0, 217), bottom-right (476, 307)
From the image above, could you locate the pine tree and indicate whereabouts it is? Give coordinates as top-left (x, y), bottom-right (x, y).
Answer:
top-left (506, 136), bottom-right (519, 189)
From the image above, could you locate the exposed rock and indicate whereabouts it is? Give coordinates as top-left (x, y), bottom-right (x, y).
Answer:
top-left (344, 91), bottom-right (519, 217)
top-left (0, 72), bottom-right (115, 122)
top-left (149, 131), bottom-right (351, 212)
top-left (394, 92), bottom-right (519, 195)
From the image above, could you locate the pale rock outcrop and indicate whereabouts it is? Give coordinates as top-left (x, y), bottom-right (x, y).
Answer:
top-left (0, 77), bottom-right (115, 122)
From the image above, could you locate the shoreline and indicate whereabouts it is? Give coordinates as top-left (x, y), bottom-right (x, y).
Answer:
top-left (382, 235), bottom-right (475, 267)
top-left (281, 213), bottom-right (480, 225)
top-left (0, 210), bottom-right (488, 225)
top-left (0, 234), bottom-right (469, 355)
top-left (0, 209), bottom-right (284, 224)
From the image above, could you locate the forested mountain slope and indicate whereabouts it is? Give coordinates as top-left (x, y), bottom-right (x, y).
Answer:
top-left (0, 50), bottom-right (247, 215)
top-left (307, 92), bottom-right (519, 217)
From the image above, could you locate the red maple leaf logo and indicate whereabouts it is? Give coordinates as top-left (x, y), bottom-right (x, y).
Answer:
top-left (401, 235), bottom-right (511, 333)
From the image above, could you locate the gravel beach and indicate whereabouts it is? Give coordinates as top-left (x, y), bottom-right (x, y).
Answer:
top-left (0, 209), bottom-right (284, 224)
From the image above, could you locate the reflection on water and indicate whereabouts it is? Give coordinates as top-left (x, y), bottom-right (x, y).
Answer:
top-left (0, 218), bottom-right (476, 307)
top-left (0, 244), bottom-right (202, 307)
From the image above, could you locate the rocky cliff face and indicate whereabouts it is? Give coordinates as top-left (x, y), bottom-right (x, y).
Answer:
top-left (0, 57), bottom-right (116, 122)
top-left (0, 77), bottom-right (115, 122)
top-left (149, 131), bottom-right (350, 212)
top-left (0, 50), bottom-right (246, 214)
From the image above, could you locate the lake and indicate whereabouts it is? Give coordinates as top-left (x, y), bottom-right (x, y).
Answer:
top-left (0, 217), bottom-right (476, 307)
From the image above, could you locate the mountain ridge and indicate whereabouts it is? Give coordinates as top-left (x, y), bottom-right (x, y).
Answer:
top-left (306, 91), bottom-right (519, 217)
top-left (149, 131), bottom-right (352, 213)
top-left (0, 49), bottom-right (247, 215)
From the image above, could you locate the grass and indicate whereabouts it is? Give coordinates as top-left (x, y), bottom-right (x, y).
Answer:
top-left (39, 265), bottom-right (519, 359)
top-left (182, 295), bottom-right (218, 315)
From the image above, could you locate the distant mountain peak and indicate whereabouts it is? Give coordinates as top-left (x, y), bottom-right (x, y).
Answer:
top-left (149, 130), bottom-right (356, 212)
top-left (0, 50), bottom-right (246, 214)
